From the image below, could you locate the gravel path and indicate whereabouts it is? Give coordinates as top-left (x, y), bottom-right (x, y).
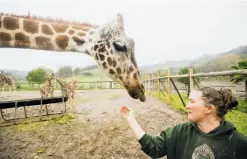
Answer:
top-left (0, 89), bottom-right (187, 159)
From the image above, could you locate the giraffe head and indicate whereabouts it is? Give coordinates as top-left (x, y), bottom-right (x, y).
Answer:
top-left (88, 14), bottom-right (145, 102)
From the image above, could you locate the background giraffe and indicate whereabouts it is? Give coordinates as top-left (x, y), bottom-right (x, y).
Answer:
top-left (40, 73), bottom-right (55, 98)
top-left (0, 73), bottom-right (5, 92)
top-left (0, 73), bottom-right (15, 93)
top-left (0, 13), bottom-right (146, 102)
top-left (56, 77), bottom-right (77, 103)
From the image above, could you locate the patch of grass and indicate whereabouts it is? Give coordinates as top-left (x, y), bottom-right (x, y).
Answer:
top-left (50, 113), bottom-right (76, 124)
top-left (149, 92), bottom-right (247, 135)
top-left (225, 110), bottom-right (247, 135)
top-left (149, 92), bottom-right (188, 113)
top-left (16, 113), bottom-right (76, 132)
top-left (17, 120), bottom-right (44, 132)
top-left (237, 99), bottom-right (247, 113)
top-left (36, 147), bottom-right (46, 153)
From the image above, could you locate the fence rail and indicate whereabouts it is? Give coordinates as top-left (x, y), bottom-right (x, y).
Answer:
top-left (142, 67), bottom-right (247, 106)
top-left (15, 80), bottom-right (124, 90)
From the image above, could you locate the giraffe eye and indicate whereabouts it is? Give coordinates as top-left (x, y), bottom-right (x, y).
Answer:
top-left (113, 42), bottom-right (128, 52)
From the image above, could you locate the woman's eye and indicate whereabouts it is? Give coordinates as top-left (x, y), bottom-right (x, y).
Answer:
top-left (189, 100), bottom-right (194, 103)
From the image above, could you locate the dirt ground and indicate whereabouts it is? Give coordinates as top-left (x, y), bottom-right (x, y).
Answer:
top-left (0, 89), bottom-right (187, 159)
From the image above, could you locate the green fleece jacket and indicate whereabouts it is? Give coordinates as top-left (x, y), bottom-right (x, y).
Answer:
top-left (139, 120), bottom-right (247, 159)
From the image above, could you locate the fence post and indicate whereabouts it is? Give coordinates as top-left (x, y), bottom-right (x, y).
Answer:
top-left (158, 70), bottom-right (161, 99)
top-left (189, 66), bottom-right (194, 94)
top-left (144, 75), bottom-right (147, 93)
top-left (167, 67), bottom-right (172, 104)
top-left (151, 73), bottom-right (154, 93)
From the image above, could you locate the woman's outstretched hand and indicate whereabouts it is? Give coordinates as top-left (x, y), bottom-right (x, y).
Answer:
top-left (120, 105), bottom-right (145, 140)
top-left (120, 106), bottom-right (135, 122)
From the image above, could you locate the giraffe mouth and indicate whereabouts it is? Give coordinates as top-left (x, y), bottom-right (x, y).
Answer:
top-left (125, 84), bottom-right (146, 102)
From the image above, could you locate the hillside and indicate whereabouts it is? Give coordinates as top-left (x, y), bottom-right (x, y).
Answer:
top-left (0, 69), bottom-right (27, 81)
top-left (194, 45), bottom-right (247, 73)
top-left (140, 44), bottom-right (247, 74)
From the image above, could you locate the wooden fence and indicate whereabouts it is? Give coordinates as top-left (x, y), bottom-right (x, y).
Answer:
top-left (16, 80), bottom-right (124, 90)
top-left (142, 67), bottom-right (247, 106)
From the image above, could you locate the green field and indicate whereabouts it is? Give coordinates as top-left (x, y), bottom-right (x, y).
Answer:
top-left (15, 70), bottom-right (122, 91)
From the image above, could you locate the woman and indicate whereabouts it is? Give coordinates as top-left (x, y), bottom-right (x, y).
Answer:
top-left (121, 87), bottom-right (247, 159)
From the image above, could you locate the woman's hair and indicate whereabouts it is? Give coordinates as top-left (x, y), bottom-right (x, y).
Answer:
top-left (197, 87), bottom-right (238, 118)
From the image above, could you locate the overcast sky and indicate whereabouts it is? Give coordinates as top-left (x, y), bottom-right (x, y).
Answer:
top-left (1, 0), bottom-right (247, 71)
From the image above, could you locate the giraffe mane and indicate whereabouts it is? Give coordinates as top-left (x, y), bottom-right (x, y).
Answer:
top-left (0, 12), bottom-right (98, 28)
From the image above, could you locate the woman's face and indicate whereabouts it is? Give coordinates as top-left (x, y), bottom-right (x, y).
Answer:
top-left (186, 90), bottom-right (209, 122)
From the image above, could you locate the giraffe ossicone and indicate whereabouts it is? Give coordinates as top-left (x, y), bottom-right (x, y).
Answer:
top-left (0, 13), bottom-right (145, 102)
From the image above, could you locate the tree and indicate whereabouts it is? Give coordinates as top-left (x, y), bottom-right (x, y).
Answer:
top-left (57, 66), bottom-right (73, 77)
top-left (26, 67), bottom-right (48, 85)
top-left (73, 67), bottom-right (82, 75)
top-left (177, 67), bottom-right (200, 97)
top-left (230, 60), bottom-right (247, 100)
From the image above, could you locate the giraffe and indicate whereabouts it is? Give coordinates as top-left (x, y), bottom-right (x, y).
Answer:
top-left (56, 78), bottom-right (77, 103)
top-left (0, 73), bottom-right (15, 92)
top-left (70, 75), bottom-right (79, 98)
top-left (0, 73), bottom-right (5, 92)
top-left (40, 73), bottom-right (55, 98)
top-left (0, 13), bottom-right (146, 102)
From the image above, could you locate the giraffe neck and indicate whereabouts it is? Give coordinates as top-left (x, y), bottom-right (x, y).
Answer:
top-left (56, 79), bottom-right (67, 87)
top-left (0, 14), bottom-right (98, 56)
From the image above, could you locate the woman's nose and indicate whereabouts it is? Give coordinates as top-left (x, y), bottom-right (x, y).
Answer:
top-left (186, 103), bottom-right (190, 109)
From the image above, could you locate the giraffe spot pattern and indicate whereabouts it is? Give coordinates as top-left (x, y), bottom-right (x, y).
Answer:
top-left (99, 54), bottom-right (105, 61)
top-left (106, 41), bottom-right (110, 49)
top-left (98, 45), bottom-right (106, 53)
top-left (72, 26), bottom-right (89, 32)
top-left (107, 57), bottom-right (112, 66)
top-left (42, 24), bottom-right (53, 35)
top-left (94, 45), bottom-right (99, 51)
top-left (72, 37), bottom-right (85, 46)
top-left (69, 30), bottom-right (75, 35)
top-left (128, 66), bottom-right (134, 74)
top-left (56, 35), bottom-right (69, 50)
top-left (95, 53), bottom-right (99, 60)
top-left (133, 73), bottom-right (138, 80)
top-left (70, 48), bottom-right (77, 52)
top-left (35, 36), bottom-right (54, 50)
top-left (109, 69), bottom-right (115, 75)
top-left (3, 16), bottom-right (19, 30)
top-left (102, 62), bottom-right (108, 69)
top-left (23, 19), bottom-right (39, 34)
top-left (51, 23), bottom-right (68, 33)
top-left (119, 76), bottom-right (123, 82)
top-left (0, 32), bottom-right (11, 47)
top-left (14, 32), bottom-right (30, 48)
top-left (77, 32), bottom-right (85, 36)
top-left (116, 68), bottom-right (122, 74)
top-left (112, 59), bottom-right (117, 67)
